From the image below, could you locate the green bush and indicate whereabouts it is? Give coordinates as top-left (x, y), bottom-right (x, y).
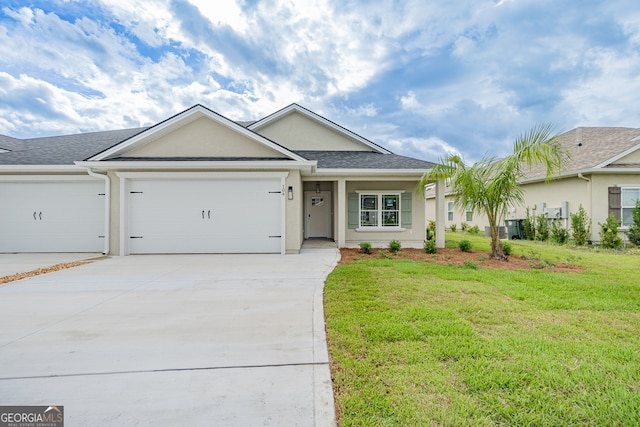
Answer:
top-left (427, 220), bottom-right (436, 241)
top-left (449, 224), bottom-right (457, 232)
top-left (571, 205), bottom-right (591, 246)
top-left (424, 239), bottom-right (437, 254)
top-left (627, 200), bottom-right (640, 246)
top-left (502, 241), bottom-right (513, 256)
top-left (359, 242), bottom-right (372, 254)
top-left (550, 220), bottom-right (569, 245)
top-left (389, 240), bottom-right (401, 253)
top-left (535, 214), bottom-right (550, 241)
top-left (468, 225), bottom-right (481, 235)
top-left (460, 222), bottom-right (468, 232)
top-left (463, 259), bottom-right (478, 269)
top-left (523, 207), bottom-right (536, 240)
top-left (458, 239), bottom-right (473, 252)
top-left (599, 214), bottom-right (622, 249)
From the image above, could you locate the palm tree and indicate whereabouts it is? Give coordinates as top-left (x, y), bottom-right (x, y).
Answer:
top-left (419, 124), bottom-right (568, 260)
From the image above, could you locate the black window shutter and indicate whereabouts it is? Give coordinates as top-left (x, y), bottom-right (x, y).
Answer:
top-left (608, 186), bottom-right (621, 220)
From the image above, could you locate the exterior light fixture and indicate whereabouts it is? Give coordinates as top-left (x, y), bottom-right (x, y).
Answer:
top-left (315, 183), bottom-right (321, 193)
top-left (288, 186), bottom-right (294, 200)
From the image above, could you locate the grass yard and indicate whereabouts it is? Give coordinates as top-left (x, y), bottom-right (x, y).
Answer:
top-left (324, 233), bottom-right (640, 426)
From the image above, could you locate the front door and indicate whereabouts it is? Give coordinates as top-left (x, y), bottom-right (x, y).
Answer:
top-left (305, 191), bottom-right (332, 238)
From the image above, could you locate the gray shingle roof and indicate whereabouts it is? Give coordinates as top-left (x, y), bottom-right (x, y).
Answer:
top-left (0, 128), bottom-right (148, 165)
top-left (295, 150), bottom-right (434, 169)
top-left (524, 127), bottom-right (640, 179)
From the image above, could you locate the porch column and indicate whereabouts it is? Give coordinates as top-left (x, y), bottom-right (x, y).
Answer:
top-left (435, 179), bottom-right (446, 248)
top-left (337, 178), bottom-right (346, 247)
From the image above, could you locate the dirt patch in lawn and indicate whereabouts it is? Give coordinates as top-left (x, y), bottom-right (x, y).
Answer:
top-left (339, 247), bottom-right (585, 272)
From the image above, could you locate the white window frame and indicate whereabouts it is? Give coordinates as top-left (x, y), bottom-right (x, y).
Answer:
top-left (356, 191), bottom-right (405, 231)
top-left (466, 203), bottom-right (473, 222)
top-left (621, 187), bottom-right (640, 228)
top-left (447, 201), bottom-right (454, 221)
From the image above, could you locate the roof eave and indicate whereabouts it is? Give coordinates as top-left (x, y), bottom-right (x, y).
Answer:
top-left (521, 166), bottom-right (640, 184)
top-left (0, 165), bottom-right (84, 172)
top-left (309, 168), bottom-right (427, 178)
top-left (75, 160), bottom-right (317, 173)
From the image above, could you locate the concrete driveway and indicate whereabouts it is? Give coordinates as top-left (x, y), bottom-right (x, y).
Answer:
top-left (0, 249), bottom-right (340, 426)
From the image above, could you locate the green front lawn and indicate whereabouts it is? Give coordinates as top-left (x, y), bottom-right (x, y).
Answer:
top-left (324, 233), bottom-right (640, 426)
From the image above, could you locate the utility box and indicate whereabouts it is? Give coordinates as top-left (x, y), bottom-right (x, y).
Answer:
top-left (504, 219), bottom-right (526, 240)
top-left (547, 207), bottom-right (562, 219)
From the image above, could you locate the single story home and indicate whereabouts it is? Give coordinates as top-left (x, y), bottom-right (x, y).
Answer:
top-left (0, 104), bottom-right (434, 255)
top-left (426, 127), bottom-right (640, 242)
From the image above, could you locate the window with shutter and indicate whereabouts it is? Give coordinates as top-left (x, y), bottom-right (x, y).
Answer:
top-left (608, 186), bottom-right (621, 221)
top-left (348, 191), bottom-right (412, 229)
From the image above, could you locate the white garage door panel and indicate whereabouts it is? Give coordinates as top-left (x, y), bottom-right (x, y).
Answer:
top-left (128, 179), bottom-right (282, 254)
top-left (0, 181), bottom-right (105, 252)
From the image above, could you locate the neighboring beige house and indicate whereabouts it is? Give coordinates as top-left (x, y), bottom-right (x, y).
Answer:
top-left (426, 127), bottom-right (640, 242)
top-left (0, 104), bottom-right (434, 255)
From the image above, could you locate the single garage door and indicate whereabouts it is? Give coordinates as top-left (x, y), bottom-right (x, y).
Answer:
top-left (0, 180), bottom-right (105, 253)
top-left (127, 178), bottom-right (282, 254)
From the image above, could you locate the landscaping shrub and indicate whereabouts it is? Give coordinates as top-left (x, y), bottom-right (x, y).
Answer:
top-left (424, 239), bottom-right (437, 254)
top-left (426, 220), bottom-right (436, 241)
top-left (460, 222), bottom-right (468, 232)
top-left (359, 242), bottom-right (372, 254)
top-left (463, 259), bottom-right (478, 269)
top-left (449, 224), bottom-right (457, 232)
top-left (550, 220), bottom-right (569, 245)
top-left (388, 240), bottom-right (401, 253)
top-left (535, 214), bottom-right (550, 241)
top-left (571, 205), bottom-right (591, 246)
top-left (627, 200), bottom-right (640, 246)
top-left (599, 214), bottom-right (622, 249)
top-left (458, 239), bottom-right (472, 252)
top-left (468, 225), bottom-right (481, 235)
top-left (502, 241), bottom-right (513, 256)
top-left (523, 207), bottom-right (536, 240)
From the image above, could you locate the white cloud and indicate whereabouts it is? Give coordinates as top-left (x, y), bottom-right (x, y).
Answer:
top-left (559, 48), bottom-right (640, 126)
top-left (400, 91), bottom-right (420, 111)
top-left (386, 136), bottom-right (461, 162)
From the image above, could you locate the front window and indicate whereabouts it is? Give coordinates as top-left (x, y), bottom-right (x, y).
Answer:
top-left (360, 193), bottom-right (401, 228)
top-left (622, 188), bottom-right (640, 227)
top-left (466, 203), bottom-right (473, 222)
top-left (447, 201), bottom-right (454, 221)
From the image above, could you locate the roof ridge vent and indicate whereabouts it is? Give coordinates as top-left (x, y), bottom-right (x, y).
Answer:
top-left (576, 127), bottom-right (583, 147)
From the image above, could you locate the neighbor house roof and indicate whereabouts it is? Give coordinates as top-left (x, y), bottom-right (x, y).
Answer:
top-left (0, 128), bottom-right (148, 165)
top-left (523, 127), bottom-right (640, 181)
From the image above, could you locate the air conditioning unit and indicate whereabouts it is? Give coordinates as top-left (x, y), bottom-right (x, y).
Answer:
top-left (547, 207), bottom-right (562, 218)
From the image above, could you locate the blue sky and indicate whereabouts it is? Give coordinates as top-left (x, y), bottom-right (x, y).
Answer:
top-left (1, 0), bottom-right (639, 162)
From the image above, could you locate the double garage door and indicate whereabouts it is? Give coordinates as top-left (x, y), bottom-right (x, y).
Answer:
top-left (126, 178), bottom-right (283, 254)
top-left (0, 180), bottom-right (105, 253)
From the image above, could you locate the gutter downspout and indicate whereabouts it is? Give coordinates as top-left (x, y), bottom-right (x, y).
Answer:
top-left (578, 173), bottom-right (592, 239)
top-left (86, 167), bottom-right (110, 255)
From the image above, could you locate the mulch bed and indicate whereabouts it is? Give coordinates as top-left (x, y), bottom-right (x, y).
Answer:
top-left (339, 247), bottom-right (585, 272)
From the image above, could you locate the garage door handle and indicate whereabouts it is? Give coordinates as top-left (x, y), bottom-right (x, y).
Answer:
top-left (33, 211), bottom-right (37, 220)
top-left (39, 211), bottom-right (42, 220)
top-left (202, 210), bottom-right (205, 219)
top-left (208, 210), bottom-right (211, 219)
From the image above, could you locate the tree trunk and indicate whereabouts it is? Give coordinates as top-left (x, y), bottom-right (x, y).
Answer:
top-left (489, 216), bottom-right (506, 260)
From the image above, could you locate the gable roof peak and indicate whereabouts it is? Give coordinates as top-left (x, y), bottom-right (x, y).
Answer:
top-left (249, 103), bottom-right (392, 154)
top-left (86, 103), bottom-right (307, 162)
